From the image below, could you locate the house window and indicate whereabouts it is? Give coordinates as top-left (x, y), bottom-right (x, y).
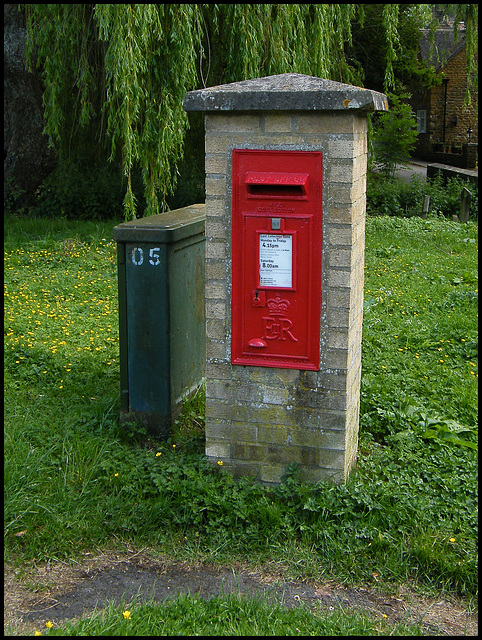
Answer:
top-left (416, 110), bottom-right (427, 133)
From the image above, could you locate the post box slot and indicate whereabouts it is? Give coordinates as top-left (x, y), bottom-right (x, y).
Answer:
top-left (248, 184), bottom-right (304, 197)
top-left (245, 172), bottom-right (308, 199)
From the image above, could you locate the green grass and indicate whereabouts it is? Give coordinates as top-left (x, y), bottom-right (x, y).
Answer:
top-left (4, 205), bottom-right (477, 634)
top-left (29, 593), bottom-right (423, 636)
top-left (362, 214), bottom-right (478, 427)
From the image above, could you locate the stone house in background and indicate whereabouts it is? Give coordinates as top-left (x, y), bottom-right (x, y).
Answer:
top-left (409, 18), bottom-right (478, 169)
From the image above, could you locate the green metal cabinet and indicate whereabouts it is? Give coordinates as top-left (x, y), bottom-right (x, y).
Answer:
top-left (113, 204), bottom-right (206, 437)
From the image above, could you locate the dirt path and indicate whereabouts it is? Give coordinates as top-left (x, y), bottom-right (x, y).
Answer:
top-left (4, 549), bottom-right (477, 636)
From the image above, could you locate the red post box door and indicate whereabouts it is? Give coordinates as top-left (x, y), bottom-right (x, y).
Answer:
top-left (231, 150), bottom-right (322, 370)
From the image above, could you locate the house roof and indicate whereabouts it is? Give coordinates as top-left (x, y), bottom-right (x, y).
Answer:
top-left (419, 23), bottom-right (466, 71)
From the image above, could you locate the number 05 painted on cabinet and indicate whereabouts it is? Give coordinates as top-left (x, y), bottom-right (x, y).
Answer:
top-left (130, 247), bottom-right (162, 267)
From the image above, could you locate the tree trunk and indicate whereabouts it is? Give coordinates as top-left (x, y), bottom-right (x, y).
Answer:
top-left (4, 4), bottom-right (56, 212)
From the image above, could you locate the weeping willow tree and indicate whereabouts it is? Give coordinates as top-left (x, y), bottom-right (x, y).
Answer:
top-left (22, 4), bottom-right (477, 219)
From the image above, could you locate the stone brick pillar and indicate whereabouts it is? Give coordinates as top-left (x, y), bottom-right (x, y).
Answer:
top-left (184, 74), bottom-right (388, 484)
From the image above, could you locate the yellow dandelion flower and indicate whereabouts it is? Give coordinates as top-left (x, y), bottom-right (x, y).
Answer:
top-left (122, 610), bottom-right (131, 619)
top-left (45, 621), bottom-right (53, 629)
top-left (449, 537), bottom-right (456, 543)
top-left (217, 460), bottom-right (223, 466)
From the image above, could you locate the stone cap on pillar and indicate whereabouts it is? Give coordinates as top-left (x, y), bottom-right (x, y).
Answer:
top-left (184, 73), bottom-right (388, 113)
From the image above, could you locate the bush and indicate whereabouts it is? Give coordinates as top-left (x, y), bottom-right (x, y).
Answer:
top-left (426, 172), bottom-right (478, 220)
top-left (367, 172), bottom-right (478, 221)
top-left (32, 162), bottom-right (146, 221)
top-left (370, 94), bottom-right (419, 179)
top-left (29, 156), bottom-right (204, 221)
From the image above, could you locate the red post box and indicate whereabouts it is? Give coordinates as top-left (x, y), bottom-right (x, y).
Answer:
top-left (231, 149), bottom-right (322, 370)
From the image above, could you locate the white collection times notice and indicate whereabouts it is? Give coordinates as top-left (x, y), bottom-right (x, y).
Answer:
top-left (259, 234), bottom-right (293, 288)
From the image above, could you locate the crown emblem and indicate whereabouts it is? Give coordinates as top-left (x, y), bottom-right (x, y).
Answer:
top-left (267, 296), bottom-right (289, 316)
